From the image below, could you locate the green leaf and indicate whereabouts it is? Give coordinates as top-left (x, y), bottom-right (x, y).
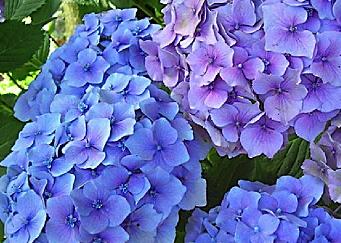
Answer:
top-left (0, 95), bottom-right (24, 162)
top-left (5, 0), bottom-right (47, 20)
top-left (11, 33), bottom-right (50, 80)
top-left (202, 137), bottom-right (310, 209)
top-left (30, 0), bottom-right (61, 25)
top-left (0, 21), bottom-right (44, 72)
top-left (109, 0), bottom-right (135, 8)
top-left (203, 151), bottom-right (255, 209)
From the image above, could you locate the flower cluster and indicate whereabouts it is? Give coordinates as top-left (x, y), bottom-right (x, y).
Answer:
top-left (185, 175), bottom-right (341, 242)
top-left (302, 114), bottom-right (341, 204)
top-left (145, 0), bottom-right (341, 158)
top-left (0, 9), bottom-right (209, 243)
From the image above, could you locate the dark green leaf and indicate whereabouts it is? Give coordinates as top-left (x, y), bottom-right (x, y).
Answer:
top-left (203, 150), bottom-right (255, 209)
top-left (27, 33), bottom-right (50, 69)
top-left (11, 33), bottom-right (50, 80)
top-left (0, 95), bottom-right (24, 161)
top-left (30, 0), bottom-right (61, 25)
top-left (202, 137), bottom-right (309, 209)
top-left (0, 21), bottom-right (44, 72)
top-left (109, 0), bottom-right (135, 8)
top-left (5, 0), bottom-right (47, 20)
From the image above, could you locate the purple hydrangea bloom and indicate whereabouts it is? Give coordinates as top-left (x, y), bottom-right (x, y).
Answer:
top-left (217, 0), bottom-right (257, 33)
top-left (221, 46), bottom-right (264, 87)
top-left (0, 0), bottom-right (4, 22)
top-left (294, 110), bottom-right (338, 141)
top-left (146, 0), bottom-right (341, 159)
top-left (187, 41), bottom-right (233, 85)
top-left (263, 3), bottom-right (316, 58)
top-left (310, 31), bottom-right (341, 86)
top-left (210, 102), bottom-right (261, 143)
top-left (253, 69), bottom-right (307, 124)
top-left (301, 74), bottom-right (341, 113)
top-left (240, 115), bottom-right (287, 158)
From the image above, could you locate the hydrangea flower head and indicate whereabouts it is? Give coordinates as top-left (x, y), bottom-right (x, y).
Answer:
top-left (146, 0), bottom-right (341, 159)
top-left (185, 175), bottom-right (341, 243)
top-left (0, 9), bottom-right (209, 242)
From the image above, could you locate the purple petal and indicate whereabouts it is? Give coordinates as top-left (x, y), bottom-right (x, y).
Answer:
top-left (106, 195), bottom-right (131, 227)
top-left (161, 142), bottom-right (190, 166)
top-left (240, 126), bottom-right (283, 158)
top-left (87, 118), bottom-right (111, 150)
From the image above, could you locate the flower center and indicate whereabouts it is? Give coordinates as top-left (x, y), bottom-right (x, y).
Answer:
top-left (321, 56), bottom-right (327, 62)
top-left (110, 115), bottom-right (116, 124)
top-left (149, 189), bottom-right (157, 197)
top-left (78, 102), bottom-right (88, 113)
top-left (117, 141), bottom-right (127, 152)
top-left (262, 58), bottom-right (270, 66)
top-left (312, 78), bottom-right (322, 89)
top-left (83, 63), bottom-right (91, 71)
top-left (234, 23), bottom-right (240, 30)
top-left (115, 16), bottom-right (122, 22)
top-left (92, 237), bottom-right (104, 243)
top-left (34, 131), bottom-right (42, 136)
top-left (44, 191), bottom-right (53, 199)
top-left (289, 25), bottom-right (297, 33)
top-left (156, 145), bottom-right (162, 151)
top-left (43, 158), bottom-right (53, 169)
top-left (237, 63), bottom-right (243, 69)
top-left (276, 208), bottom-right (282, 214)
top-left (65, 214), bottom-right (78, 228)
top-left (132, 27), bottom-right (141, 36)
top-left (254, 226), bottom-right (260, 233)
top-left (92, 199), bottom-right (104, 209)
top-left (119, 183), bottom-right (129, 194)
top-left (208, 56), bottom-right (216, 64)
top-left (91, 169), bottom-right (98, 177)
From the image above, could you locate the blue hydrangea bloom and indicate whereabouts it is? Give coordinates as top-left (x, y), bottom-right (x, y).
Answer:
top-left (0, 9), bottom-right (209, 243)
top-left (185, 175), bottom-right (341, 243)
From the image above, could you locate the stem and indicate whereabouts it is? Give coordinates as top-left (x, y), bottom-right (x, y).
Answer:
top-left (133, 1), bottom-right (163, 25)
top-left (49, 34), bottom-right (60, 47)
top-left (334, 205), bottom-right (341, 214)
top-left (7, 73), bottom-right (26, 91)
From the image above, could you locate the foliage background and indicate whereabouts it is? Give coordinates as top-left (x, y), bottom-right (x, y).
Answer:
top-left (0, 0), bottom-right (333, 242)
